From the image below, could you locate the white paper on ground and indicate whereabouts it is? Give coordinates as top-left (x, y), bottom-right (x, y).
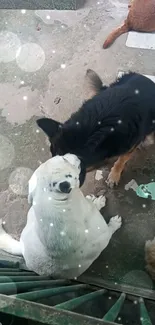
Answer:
top-left (126, 31), bottom-right (155, 50)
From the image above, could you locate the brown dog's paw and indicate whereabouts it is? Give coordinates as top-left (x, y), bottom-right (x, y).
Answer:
top-left (106, 169), bottom-right (121, 188)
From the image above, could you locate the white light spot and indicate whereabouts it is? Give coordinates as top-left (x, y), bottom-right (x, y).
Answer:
top-left (76, 121), bottom-right (79, 125)
top-left (61, 25), bottom-right (65, 28)
top-left (135, 89), bottom-right (139, 95)
top-left (21, 9), bottom-right (26, 14)
top-left (61, 63), bottom-right (66, 69)
top-left (85, 229), bottom-right (89, 233)
top-left (33, 201), bottom-right (36, 206)
top-left (115, 282), bottom-right (117, 285)
top-left (52, 50), bottom-right (56, 53)
top-left (134, 300), bottom-right (138, 304)
top-left (97, 1), bottom-right (100, 4)
top-left (98, 121), bottom-right (101, 125)
top-left (40, 218), bottom-right (43, 222)
top-left (60, 231), bottom-right (66, 236)
top-left (151, 179), bottom-right (154, 181)
top-left (117, 120), bottom-right (122, 124)
top-left (59, 124), bottom-right (62, 128)
top-left (108, 297), bottom-right (112, 300)
top-left (38, 160), bottom-right (42, 165)
top-left (98, 226), bottom-right (100, 230)
top-left (2, 221), bottom-right (6, 225)
top-left (44, 187), bottom-right (46, 192)
top-left (41, 148), bottom-right (45, 151)
top-left (152, 120), bottom-right (155, 124)
top-left (118, 317), bottom-right (121, 321)
top-left (23, 96), bottom-right (27, 101)
top-left (74, 277), bottom-right (77, 280)
top-left (5, 22), bottom-right (7, 24)
top-left (9, 167), bottom-right (33, 195)
top-left (14, 76), bottom-right (17, 79)
top-left (140, 318), bottom-right (143, 321)
top-left (84, 24), bottom-right (86, 28)
top-left (78, 264), bottom-right (81, 268)
top-left (110, 127), bottom-right (114, 132)
top-left (48, 197), bottom-right (52, 200)
top-left (16, 43), bottom-right (45, 72)
top-left (142, 204), bottom-right (146, 208)
top-left (63, 209), bottom-right (66, 212)
top-left (106, 265), bottom-right (108, 268)
top-left (36, 129), bottom-right (40, 133)
top-left (0, 31), bottom-right (21, 63)
top-left (50, 223), bottom-right (53, 227)
top-left (20, 80), bottom-right (25, 85)
top-left (46, 15), bottom-right (51, 20)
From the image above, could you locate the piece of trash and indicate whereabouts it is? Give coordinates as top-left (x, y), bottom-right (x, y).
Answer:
top-left (54, 96), bottom-right (61, 105)
top-left (136, 182), bottom-right (155, 200)
top-left (124, 179), bottom-right (138, 191)
top-left (95, 170), bottom-right (103, 181)
top-left (36, 24), bottom-right (41, 31)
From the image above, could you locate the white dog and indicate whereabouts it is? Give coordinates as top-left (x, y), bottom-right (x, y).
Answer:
top-left (0, 154), bottom-right (122, 279)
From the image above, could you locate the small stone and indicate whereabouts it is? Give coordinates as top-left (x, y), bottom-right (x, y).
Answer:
top-left (54, 96), bottom-right (61, 105)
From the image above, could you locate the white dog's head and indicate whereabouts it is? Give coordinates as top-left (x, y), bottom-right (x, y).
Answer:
top-left (29, 154), bottom-right (83, 202)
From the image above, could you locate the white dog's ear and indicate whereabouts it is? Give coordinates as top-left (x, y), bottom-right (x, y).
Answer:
top-left (63, 154), bottom-right (81, 170)
top-left (28, 172), bottom-right (37, 204)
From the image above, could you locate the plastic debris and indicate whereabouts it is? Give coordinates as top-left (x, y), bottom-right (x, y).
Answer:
top-left (136, 182), bottom-right (155, 200)
top-left (124, 179), bottom-right (138, 191)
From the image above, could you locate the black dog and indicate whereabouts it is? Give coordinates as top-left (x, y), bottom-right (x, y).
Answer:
top-left (37, 70), bottom-right (155, 188)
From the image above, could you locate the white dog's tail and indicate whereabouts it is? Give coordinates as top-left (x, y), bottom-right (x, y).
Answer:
top-left (0, 220), bottom-right (22, 256)
top-left (145, 238), bottom-right (155, 279)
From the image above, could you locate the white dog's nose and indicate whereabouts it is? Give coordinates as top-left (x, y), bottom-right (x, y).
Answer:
top-left (59, 181), bottom-right (71, 193)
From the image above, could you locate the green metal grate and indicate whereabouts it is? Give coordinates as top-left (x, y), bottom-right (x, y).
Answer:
top-left (0, 265), bottom-right (154, 325)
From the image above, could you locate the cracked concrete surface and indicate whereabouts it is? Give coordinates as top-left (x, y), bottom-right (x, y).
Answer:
top-left (0, 0), bottom-right (155, 289)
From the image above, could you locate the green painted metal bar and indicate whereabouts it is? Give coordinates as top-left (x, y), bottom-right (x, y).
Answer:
top-left (139, 298), bottom-right (152, 325)
top-left (0, 276), bottom-right (50, 283)
top-left (14, 284), bottom-right (87, 301)
top-left (0, 268), bottom-right (21, 272)
top-left (103, 293), bottom-right (126, 322)
top-left (0, 272), bottom-right (36, 276)
top-left (0, 279), bottom-right (69, 295)
top-left (55, 289), bottom-right (107, 311)
top-left (0, 294), bottom-right (114, 325)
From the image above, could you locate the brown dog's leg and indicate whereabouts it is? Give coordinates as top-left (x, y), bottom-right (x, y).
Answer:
top-left (106, 149), bottom-right (136, 188)
top-left (103, 20), bottom-right (129, 49)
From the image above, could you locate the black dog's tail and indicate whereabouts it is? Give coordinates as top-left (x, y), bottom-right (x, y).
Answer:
top-left (84, 69), bottom-right (104, 100)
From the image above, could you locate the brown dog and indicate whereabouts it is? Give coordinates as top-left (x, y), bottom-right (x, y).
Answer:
top-left (103, 0), bottom-right (155, 49)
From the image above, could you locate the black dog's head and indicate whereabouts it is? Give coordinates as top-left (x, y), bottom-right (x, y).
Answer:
top-left (37, 117), bottom-right (87, 187)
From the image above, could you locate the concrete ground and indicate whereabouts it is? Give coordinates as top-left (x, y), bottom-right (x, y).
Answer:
top-left (0, 0), bottom-right (155, 290)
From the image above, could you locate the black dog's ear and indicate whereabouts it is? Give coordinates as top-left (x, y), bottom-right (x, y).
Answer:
top-left (36, 118), bottom-right (62, 138)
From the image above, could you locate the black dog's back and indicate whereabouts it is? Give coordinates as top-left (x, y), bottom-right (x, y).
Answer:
top-left (37, 72), bottom-right (155, 169)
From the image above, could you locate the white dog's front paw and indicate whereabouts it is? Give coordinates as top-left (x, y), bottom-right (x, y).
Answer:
top-left (86, 194), bottom-right (106, 210)
top-left (109, 215), bottom-right (122, 233)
